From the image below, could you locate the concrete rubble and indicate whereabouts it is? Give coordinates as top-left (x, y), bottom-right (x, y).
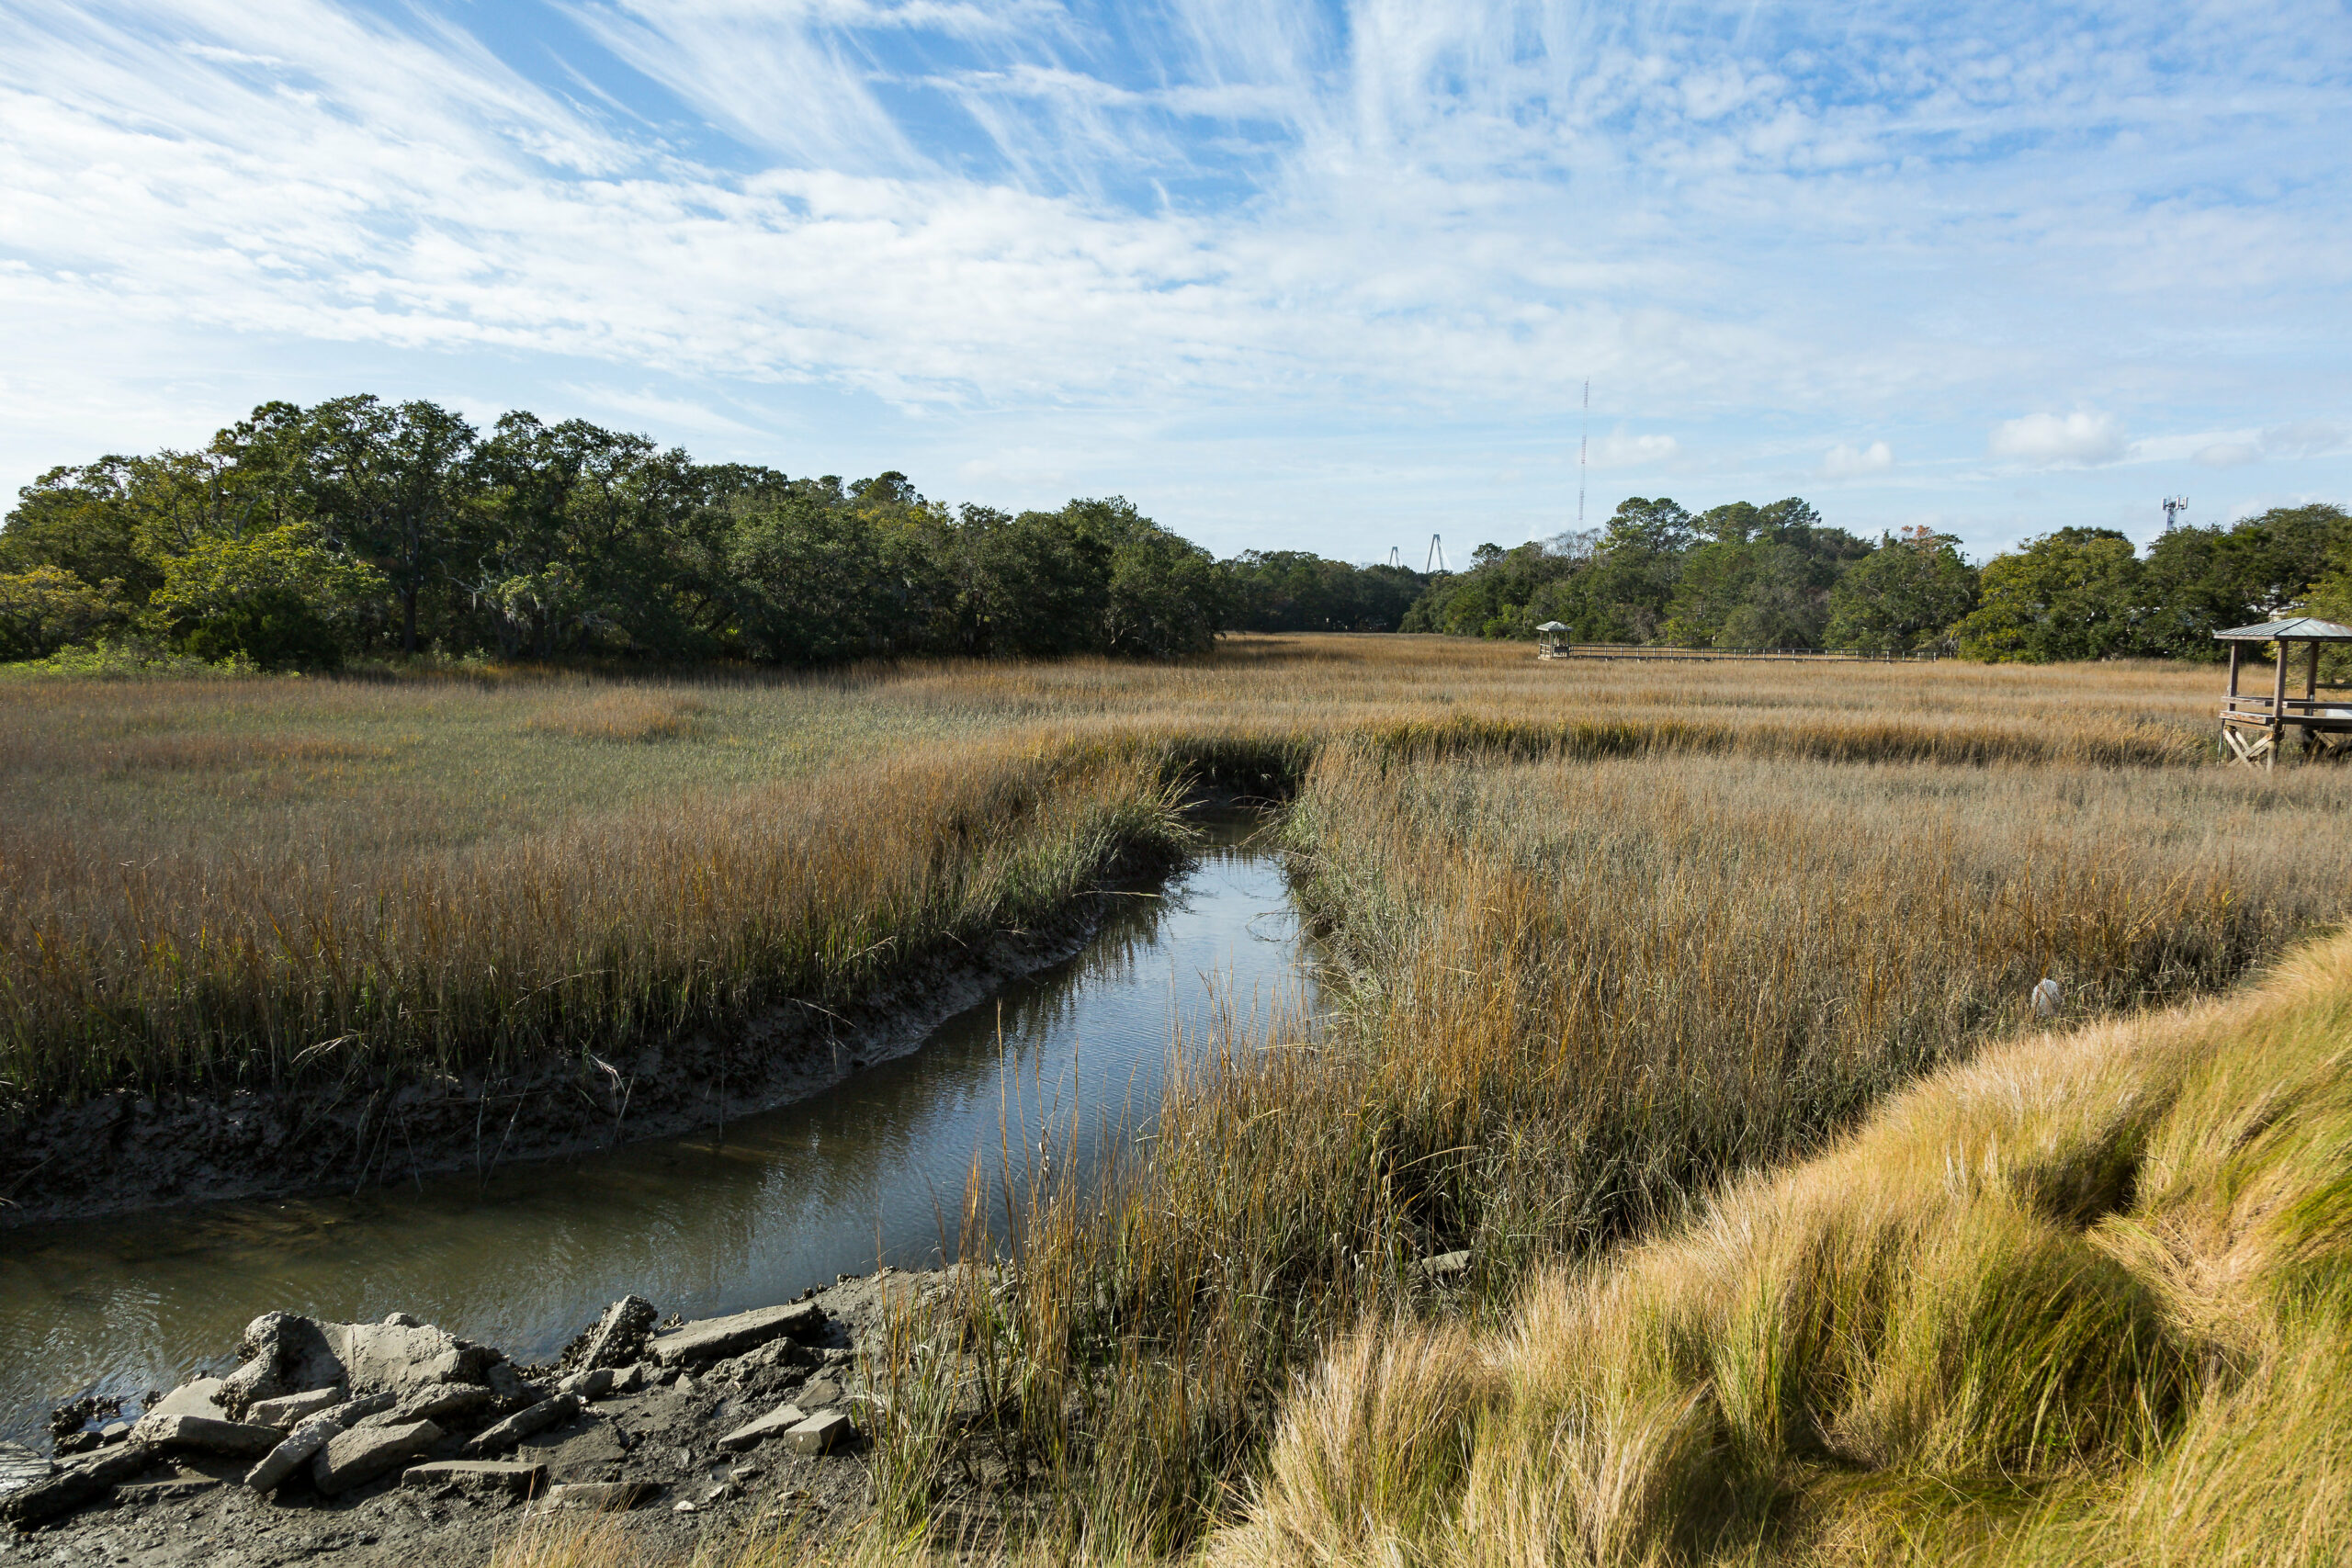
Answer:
top-left (1, 1268), bottom-right (933, 1563)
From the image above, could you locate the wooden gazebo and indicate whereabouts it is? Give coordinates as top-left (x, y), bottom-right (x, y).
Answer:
top-left (1535, 621), bottom-right (1570, 660)
top-left (2217, 616), bottom-right (2352, 769)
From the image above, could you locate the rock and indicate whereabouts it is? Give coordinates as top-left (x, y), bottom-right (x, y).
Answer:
top-left (243, 1416), bottom-right (344, 1494)
top-left (611, 1364), bottom-right (647, 1395)
top-left (221, 1310), bottom-right (499, 1421)
top-left (97, 1421), bottom-right (133, 1444)
top-left (782, 1410), bottom-right (853, 1455)
top-left (322, 1315), bottom-right (496, 1401)
top-left (322, 1391), bottom-right (397, 1427)
top-left (557, 1368), bottom-right (615, 1402)
top-left (130, 1414), bottom-right (285, 1458)
top-left (646, 1303), bottom-right (825, 1368)
top-left (247, 1388), bottom-right (345, 1429)
top-left (219, 1314), bottom-right (344, 1418)
top-left (1418, 1250), bottom-right (1473, 1279)
top-left (311, 1420), bottom-right (444, 1495)
top-left (538, 1481), bottom-right (656, 1512)
top-left (571, 1296), bottom-right (659, 1371)
top-left (386, 1385), bottom-right (493, 1427)
top-left (0, 1442), bottom-right (51, 1502)
top-left (401, 1459), bottom-right (547, 1496)
top-left (717, 1404), bottom-right (807, 1451)
top-left (796, 1378), bottom-right (843, 1409)
top-left (461, 1393), bottom-right (580, 1459)
top-left (147, 1379), bottom-right (228, 1420)
top-left (1, 1444), bottom-right (153, 1527)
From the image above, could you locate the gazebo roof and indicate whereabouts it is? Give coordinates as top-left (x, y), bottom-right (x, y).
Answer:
top-left (2214, 616), bottom-right (2352, 643)
top-left (1535, 621), bottom-right (1567, 632)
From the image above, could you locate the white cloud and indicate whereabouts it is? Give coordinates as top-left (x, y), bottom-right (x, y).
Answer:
top-left (2264, 421), bottom-right (2349, 459)
top-left (2195, 440), bottom-right (2262, 468)
top-left (1987, 411), bottom-right (2129, 468)
top-left (1820, 440), bottom-right (1893, 479)
top-left (1590, 431), bottom-right (1679, 468)
top-left (0, 0), bottom-right (2349, 557)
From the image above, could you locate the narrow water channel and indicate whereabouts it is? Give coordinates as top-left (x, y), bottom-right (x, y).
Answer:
top-left (0, 813), bottom-right (1315, 1445)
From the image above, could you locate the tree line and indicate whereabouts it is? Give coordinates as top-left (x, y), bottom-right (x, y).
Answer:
top-left (1406, 494), bottom-right (2352, 660)
top-left (2, 395), bottom-right (2343, 668)
top-left (0, 397), bottom-right (1273, 669)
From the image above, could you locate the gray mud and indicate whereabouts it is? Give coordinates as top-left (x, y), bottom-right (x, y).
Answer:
top-left (0, 886), bottom-right (1127, 1231)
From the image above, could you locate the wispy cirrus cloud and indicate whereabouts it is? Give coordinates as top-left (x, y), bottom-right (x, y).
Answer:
top-left (1, 0), bottom-right (2347, 558)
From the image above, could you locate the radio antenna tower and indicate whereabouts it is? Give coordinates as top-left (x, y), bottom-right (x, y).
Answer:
top-left (2163, 495), bottom-right (2189, 529)
top-left (1426, 534), bottom-right (1449, 573)
top-left (1577, 378), bottom-right (1590, 530)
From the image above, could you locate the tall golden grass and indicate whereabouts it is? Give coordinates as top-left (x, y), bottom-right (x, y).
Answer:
top-left (1216, 916), bottom-right (2352, 1567)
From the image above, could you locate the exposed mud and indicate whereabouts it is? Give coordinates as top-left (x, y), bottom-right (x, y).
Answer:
top-left (0, 874), bottom-right (1157, 1231)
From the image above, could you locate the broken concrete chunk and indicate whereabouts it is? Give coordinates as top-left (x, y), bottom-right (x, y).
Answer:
top-left (1, 1444), bottom-right (153, 1527)
top-left (572, 1296), bottom-right (660, 1371)
top-left (386, 1385), bottom-right (492, 1428)
top-left (647, 1302), bottom-right (825, 1367)
top-left (147, 1379), bottom-right (228, 1420)
top-left (539, 1481), bottom-right (657, 1512)
top-left (557, 1367), bottom-right (615, 1401)
top-left (247, 1388), bottom-right (344, 1429)
top-left (1418, 1250), bottom-right (1473, 1278)
top-left (796, 1378), bottom-right (843, 1409)
top-left (401, 1459), bottom-right (547, 1496)
top-left (130, 1414), bottom-right (285, 1459)
top-left (460, 1393), bottom-right (579, 1459)
top-left (311, 1419), bottom-right (443, 1495)
top-left (243, 1416), bottom-right (343, 1494)
top-left (219, 1314), bottom-right (344, 1418)
top-left (611, 1364), bottom-right (647, 1395)
top-left (782, 1410), bottom-right (853, 1455)
top-left (717, 1404), bottom-right (806, 1451)
top-left (0, 1442), bottom-right (51, 1504)
top-left (322, 1316), bottom-right (494, 1401)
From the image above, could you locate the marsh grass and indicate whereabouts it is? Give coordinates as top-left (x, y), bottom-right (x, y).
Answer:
top-left (854, 704), bottom-right (2352, 1559)
top-left (12, 637), bottom-right (2352, 1562)
top-left (1215, 921), bottom-right (2352, 1567)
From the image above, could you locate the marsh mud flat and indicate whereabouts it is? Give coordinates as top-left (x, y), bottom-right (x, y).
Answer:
top-left (0, 1272), bottom-right (939, 1566)
top-left (0, 809), bottom-right (1277, 1230)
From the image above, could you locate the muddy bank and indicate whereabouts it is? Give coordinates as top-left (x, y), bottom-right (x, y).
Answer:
top-left (0, 873), bottom-right (1150, 1231)
top-left (0, 1271), bottom-right (936, 1566)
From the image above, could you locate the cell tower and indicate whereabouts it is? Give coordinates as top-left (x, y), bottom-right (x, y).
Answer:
top-left (1577, 378), bottom-right (1590, 530)
top-left (1426, 534), bottom-right (1450, 573)
top-left (2163, 495), bottom-right (2189, 528)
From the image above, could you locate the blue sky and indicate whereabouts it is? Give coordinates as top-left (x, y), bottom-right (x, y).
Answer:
top-left (2, 1), bottom-right (2346, 563)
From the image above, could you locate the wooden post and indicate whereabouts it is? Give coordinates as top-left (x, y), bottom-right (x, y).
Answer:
top-left (2224, 641), bottom-right (2242, 759)
top-left (2306, 639), bottom-right (2322, 758)
top-left (2271, 639), bottom-right (2290, 770)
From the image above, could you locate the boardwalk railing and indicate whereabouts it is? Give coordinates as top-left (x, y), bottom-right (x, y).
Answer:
top-left (1539, 643), bottom-right (1942, 664)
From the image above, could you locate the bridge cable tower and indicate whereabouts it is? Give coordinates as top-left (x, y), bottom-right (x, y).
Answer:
top-left (1426, 534), bottom-right (1449, 573)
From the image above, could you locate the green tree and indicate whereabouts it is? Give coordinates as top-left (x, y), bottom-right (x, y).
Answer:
top-left (294, 397), bottom-right (478, 655)
top-left (148, 524), bottom-right (387, 668)
top-left (1826, 527), bottom-right (1980, 653)
top-left (1955, 528), bottom-right (2149, 662)
top-left (0, 566), bottom-right (128, 660)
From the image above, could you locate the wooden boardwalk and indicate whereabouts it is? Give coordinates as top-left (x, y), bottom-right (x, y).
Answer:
top-left (1538, 644), bottom-right (1941, 664)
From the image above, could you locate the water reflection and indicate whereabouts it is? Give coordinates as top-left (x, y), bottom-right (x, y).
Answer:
top-left (0, 815), bottom-right (1313, 1442)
